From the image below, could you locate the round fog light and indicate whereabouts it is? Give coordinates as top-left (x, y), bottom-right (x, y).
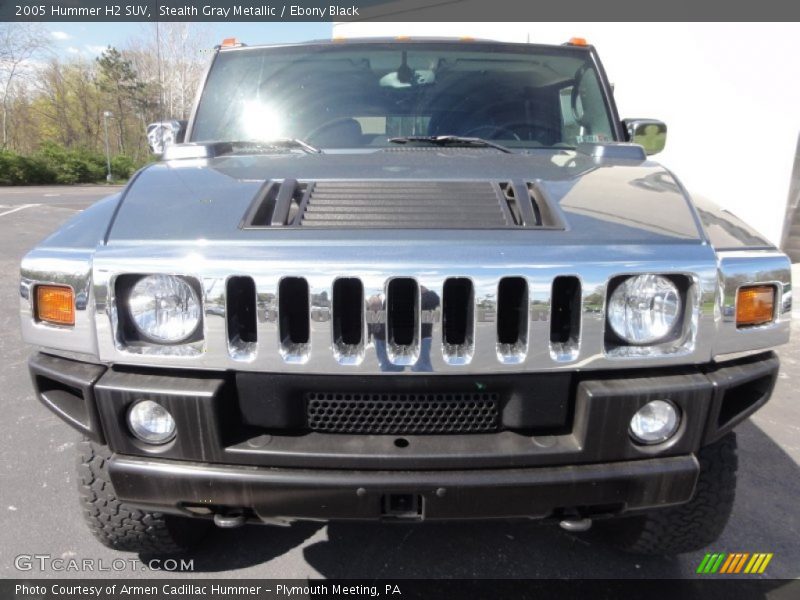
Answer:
top-left (629, 400), bottom-right (680, 445)
top-left (127, 400), bottom-right (176, 444)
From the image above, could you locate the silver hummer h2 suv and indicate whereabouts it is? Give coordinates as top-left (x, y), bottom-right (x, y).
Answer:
top-left (21, 38), bottom-right (792, 556)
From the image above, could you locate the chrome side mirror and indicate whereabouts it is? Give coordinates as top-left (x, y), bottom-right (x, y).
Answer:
top-left (623, 119), bottom-right (667, 155)
top-left (146, 120), bottom-right (187, 156)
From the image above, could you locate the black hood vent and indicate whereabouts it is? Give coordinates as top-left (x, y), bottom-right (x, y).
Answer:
top-left (241, 179), bottom-right (563, 229)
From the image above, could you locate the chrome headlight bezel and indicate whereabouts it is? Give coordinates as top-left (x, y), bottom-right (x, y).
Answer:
top-left (606, 274), bottom-right (685, 346)
top-left (117, 274), bottom-right (203, 346)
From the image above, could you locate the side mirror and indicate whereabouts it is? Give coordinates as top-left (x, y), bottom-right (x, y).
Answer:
top-left (623, 118), bottom-right (667, 155)
top-left (146, 120), bottom-right (187, 155)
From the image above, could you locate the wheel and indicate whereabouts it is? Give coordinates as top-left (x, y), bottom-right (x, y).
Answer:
top-left (76, 439), bottom-right (209, 554)
top-left (595, 432), bottom-right (738, 555)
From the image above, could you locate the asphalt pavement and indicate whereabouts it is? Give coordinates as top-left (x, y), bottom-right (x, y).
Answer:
top-left (0, 185), bottom-right (798, 582)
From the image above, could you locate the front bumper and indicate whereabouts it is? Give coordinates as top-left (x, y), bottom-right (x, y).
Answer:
top-left (29, 351), bottom-right (779, 520)
top-left (109, 453), bottom-right (699, 521)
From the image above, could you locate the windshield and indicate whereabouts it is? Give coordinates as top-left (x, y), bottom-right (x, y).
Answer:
top-left (191, 42), bottom-right (617, 150)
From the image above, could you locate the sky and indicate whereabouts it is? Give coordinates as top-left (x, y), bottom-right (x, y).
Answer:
top-left (44, 21), bottom-right (332, 57)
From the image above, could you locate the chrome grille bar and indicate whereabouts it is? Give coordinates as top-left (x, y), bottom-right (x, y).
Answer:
top-left (91, 241), bottom-right (724, 373)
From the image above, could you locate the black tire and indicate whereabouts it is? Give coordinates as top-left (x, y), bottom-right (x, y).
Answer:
top-left (596, 432), bottom-right (738, 555)
top-left (77, 438), bottom-right (209, 554)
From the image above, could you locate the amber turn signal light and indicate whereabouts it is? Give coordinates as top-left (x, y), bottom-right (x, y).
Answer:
top-left (36, 285), bottom-right (75, 326)
top-left (736, 285), bottom-right (775, 328)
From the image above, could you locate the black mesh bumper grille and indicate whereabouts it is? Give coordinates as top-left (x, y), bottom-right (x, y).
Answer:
top-left (306, 392), bottom-right (500, 434)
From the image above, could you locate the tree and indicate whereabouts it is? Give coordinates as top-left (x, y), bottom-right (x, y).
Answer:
top-left (127, 23), bottom-right (212, 120)
top-left (0, 23), bottom-right (51, 149)
top-left (0, 25), bottom-right (210, 169)
top-left (96, 46), bottom-right (145, 155)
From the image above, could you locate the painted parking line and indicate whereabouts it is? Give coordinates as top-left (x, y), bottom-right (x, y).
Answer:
top-left (0, 204), bottom-right (39, 217)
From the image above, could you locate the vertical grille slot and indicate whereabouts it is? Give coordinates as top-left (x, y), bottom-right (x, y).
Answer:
top-left (226, 276), bottom-right (257, 360)
top-left (499, 183), bottom-right (523, 225)
top-left (387, 278), bottom-right (419, 365)
top-left (279, 277), bottom-right (310, 360)
top-left (241, 180), bottom-right (309, 227)
top-left (550, 276), bottom-right (581, 361)
top-left (497, 277), bottom-right (528, 362)
top-left (527, 182), bottom-right (564, 229)
top-left (333, 278), bottom-right (365, 363)
top-left (498, 182), bottom-right (541, 227)
top-left (443, 278), bottom-right (474, 364)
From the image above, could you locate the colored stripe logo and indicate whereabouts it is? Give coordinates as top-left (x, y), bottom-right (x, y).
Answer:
top-left (696, 552), bottom-right (773, 574)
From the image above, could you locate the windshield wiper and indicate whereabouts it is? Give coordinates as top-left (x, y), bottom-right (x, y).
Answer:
top-left (221, 138), bottom-right (322, 154)
top-left (388, 135), bottom-right (513, 154)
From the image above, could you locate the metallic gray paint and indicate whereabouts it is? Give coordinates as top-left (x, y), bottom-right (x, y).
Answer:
top-left (17, 37), bottom-right (790, 373)
top-left (106, 151), bottom-right (705, 243)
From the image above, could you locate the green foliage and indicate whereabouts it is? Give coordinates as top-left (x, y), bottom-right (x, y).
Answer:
top-left (34, 142), bottom-right (106, 184)
top-left (0, 150), bottom-right (54, 185)
top-left (110, 154), bottom-right (136, 180)
top-left (0, 144), bottom-right (148, 185)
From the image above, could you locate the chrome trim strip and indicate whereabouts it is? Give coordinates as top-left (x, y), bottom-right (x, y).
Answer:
top-left (713, 250), bottom-right (792, 357)
top-left (83, 241), bottom-right (725, 373)
top-left (20, 249), bottom-right (98, 358)
top-left (26, 242), bottom-right (790, 372)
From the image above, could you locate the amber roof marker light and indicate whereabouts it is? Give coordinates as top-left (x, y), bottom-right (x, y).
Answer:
top-left (35, 285), bottom-right (75, 327)
top-left (567, 37), bottom-right (589, 46)
top-left (736, 285), bottom-right (776, 328)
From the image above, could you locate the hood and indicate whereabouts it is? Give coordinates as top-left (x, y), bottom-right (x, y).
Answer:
top-left (106, 148), bottom-right (704, 245)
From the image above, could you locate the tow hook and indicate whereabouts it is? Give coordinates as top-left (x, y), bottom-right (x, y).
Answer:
top-left (559, 517), bottom-right (593, 532)
top-left (213, 510), bottom-right (247, 529)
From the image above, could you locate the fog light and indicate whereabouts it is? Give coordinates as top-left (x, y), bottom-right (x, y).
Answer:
top-left (629, 400), bottom-right (680, 445)
top-left (127, 400), bottom-right (176, 444)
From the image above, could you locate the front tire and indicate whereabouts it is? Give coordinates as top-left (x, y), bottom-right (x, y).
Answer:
top-left (77, 439), bottom-right (209, 554)
top-left (596, 432), bottom-right (738, 555)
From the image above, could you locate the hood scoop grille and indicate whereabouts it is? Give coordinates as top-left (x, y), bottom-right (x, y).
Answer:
top-left (241, 180), bottom-right (563, 229)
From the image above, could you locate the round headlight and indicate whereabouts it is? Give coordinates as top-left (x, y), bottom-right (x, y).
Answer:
top-left (127, 275), bottom-right (201, 343)
top-left (607, 274), bottom-right (681, 344)
top-left (127, 400), bottom-right (176, 444)
top-left (629, 400), bottom-right (680, 445)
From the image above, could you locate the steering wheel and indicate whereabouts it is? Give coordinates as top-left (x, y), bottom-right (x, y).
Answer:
top-left (462, 125), bottom-right (521, 140)
top-left (304, 117), bottom-right (361, 143)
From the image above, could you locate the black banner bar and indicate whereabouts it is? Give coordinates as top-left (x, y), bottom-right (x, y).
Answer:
top-left (3, 579), bottom-right (800, 600)
top-left (3, 0), bottom-right (800, 22)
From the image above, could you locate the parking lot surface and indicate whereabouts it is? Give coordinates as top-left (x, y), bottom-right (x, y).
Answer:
top-left (0, 186), bottom-right (798, 582)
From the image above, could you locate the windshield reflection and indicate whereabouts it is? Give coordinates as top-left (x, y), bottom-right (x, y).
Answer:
top-left (193, 42), bottom-right (616, 150)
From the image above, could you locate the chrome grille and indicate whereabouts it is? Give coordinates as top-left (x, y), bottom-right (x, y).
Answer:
top-left (222, 274), bottom-right (587, 369)
top-left (93, 243), bottom-right (717, 374)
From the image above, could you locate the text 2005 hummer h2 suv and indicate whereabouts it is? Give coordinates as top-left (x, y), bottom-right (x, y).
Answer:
top-left (21, 38), bottom-right (791, 556)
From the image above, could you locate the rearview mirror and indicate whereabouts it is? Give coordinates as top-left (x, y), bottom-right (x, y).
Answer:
top-left (146, 120), bottom-right (187, 155)
top-left (623, 119), bottom-right (667, 155)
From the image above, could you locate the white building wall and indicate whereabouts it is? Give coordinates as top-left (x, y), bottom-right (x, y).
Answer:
top-left (333, 22), bottom-right (800, 244)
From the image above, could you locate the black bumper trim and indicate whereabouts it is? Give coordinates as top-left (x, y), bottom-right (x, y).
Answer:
top-left (28, 353), bottom-right (107, 444)
top-left (29, 351), bottom-right (780, 471)
top-left (108, 454), bottom-right (700, 521)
